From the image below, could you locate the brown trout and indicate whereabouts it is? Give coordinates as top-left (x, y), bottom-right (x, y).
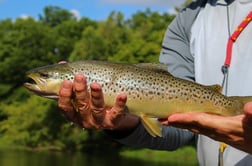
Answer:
top-left (24, 61), bottom-right (251, 137)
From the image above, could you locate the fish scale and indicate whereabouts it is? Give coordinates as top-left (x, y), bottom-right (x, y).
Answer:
top-left (24, 60), bottom-right (251, 137)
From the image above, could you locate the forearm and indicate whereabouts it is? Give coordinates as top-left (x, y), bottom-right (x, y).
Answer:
top-left (108, 123), bottom-right (196, 151)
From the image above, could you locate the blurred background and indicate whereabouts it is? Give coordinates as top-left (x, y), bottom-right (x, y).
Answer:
top-left (0, 0), bottom-right (197, 165)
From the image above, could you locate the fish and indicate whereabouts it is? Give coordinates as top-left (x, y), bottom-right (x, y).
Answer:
top-left (24, 60), bottom-right (252, 137)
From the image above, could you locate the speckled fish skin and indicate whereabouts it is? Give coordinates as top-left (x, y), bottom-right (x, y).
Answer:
top-left (24, 60), bottom-right (245, 118)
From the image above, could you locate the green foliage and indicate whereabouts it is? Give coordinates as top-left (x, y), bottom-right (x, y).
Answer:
top-left (70, 9), bottom-right (175, 63)
top-left (175, 0), bottom-right (193, 12)
top-left (0, 18), bottom-right (57, 85)
top-left (52, 18), bottom-right (97, 60)
top-left (0, 96), bottom-right (51, 146)
top-left (69, 26), bottom-right (107, 61)
top-left (0, 84), bottom-right (12, 98)
top-left (0, 95), bottom-right (90, 150)
top-left (0, 5), bottom-right (176, 152)
top-left (39, 6), bottom-right (77, 27)
top-left (120, 146), bottom-right (197, 165)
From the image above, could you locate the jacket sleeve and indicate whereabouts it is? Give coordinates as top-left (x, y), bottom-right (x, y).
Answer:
top-left (114, 123), bottom-right (196, 151)
top-left (160, 0), bottom-right (206, 81)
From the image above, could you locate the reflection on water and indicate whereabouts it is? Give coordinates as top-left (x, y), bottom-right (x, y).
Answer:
top-left (0, 149), bottom-right (197, 166)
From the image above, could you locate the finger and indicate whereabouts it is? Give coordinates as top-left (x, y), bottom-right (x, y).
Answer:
top-left (158, 112), bottom-right (193, 126)
top-left (244, 102), bottom-right (252, 120)
top-left (158, 118), bottom-right (169, 125)
top-left (113, 93), bottom-right (127, 114)
top-left (109, 93), bottom-right (127, 122)
top-left (168, 113), bottom-right (199, 124)
top-left (88, 83), bottom-right (106, 126)
top-left (58, 80), bottom-right (74, 112)
top-left (242, 102), bottom-right (252, 132)
top-left (72, 74), bottom-right (92, 126)
top-left (165, 113), bottom-right (215, 135)
top-left (102, 93), bottom-right (127, 129)
top-left (167, 113), bottom-right (219, 130)
top-left (58, 80), bottom-right (78, 122)
top-left (90, 82), bottom-right (105, 108)
top-left (73, 74), bottom-right (89, 101)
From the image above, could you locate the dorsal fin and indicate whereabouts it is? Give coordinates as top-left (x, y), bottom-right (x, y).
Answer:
top-left (208, 84), bottom-right (222, 93)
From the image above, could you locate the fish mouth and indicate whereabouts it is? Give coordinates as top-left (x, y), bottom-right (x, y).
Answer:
top-left (24, 73), bottom-right (59, 99)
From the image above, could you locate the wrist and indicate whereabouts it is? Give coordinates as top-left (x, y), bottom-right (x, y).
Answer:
top-left (114, 114), bottom-right (140, 131)
top-left (105, 115), bottom-right (140, 139)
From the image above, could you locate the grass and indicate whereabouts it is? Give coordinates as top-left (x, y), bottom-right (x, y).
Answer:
top-left (120, 146), bottom-right (197, 165)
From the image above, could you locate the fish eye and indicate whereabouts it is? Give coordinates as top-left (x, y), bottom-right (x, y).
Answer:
top-left (53, 72), bottom-right (59, 79)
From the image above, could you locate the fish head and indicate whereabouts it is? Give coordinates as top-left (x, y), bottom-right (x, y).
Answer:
top-left (24, 63), bottom-right (72, 99)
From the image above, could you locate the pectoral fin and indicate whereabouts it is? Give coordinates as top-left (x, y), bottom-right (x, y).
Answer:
top-left (140, 114), bottom-right (162, 137)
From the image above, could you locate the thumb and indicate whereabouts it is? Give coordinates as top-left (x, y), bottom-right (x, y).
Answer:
top-left (243, 102), bottom-right (252, 121)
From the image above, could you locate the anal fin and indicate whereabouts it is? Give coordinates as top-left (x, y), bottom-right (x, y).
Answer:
top-left (140, 114), bottom-right (162, 137)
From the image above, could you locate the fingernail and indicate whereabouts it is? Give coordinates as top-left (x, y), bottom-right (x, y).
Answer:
top-left (75, 75), bottom-right (83, 83)
top-left (62, 82), bottom-right (72, 89)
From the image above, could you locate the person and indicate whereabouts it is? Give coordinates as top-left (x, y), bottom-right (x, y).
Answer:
top-left (58, 0), bottom-right (252, 165)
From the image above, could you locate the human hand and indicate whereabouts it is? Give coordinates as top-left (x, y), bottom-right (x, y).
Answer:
top-left (159, 102), bottom-right (252, 154)
top-left (58, 73), bottom-right (139, 131)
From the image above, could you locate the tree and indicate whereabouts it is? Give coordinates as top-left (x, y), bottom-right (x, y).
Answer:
top-left (39, 6), bottom-right (76, 27)
top-left (108, 9), bottom-right (175, 63)
top-left (175, 0), bottom-right (193, 12)
top-left (0, 18), bottom-right (59, 99)
top-left (69, 11), bottom-right (129, 61)
top-left (53, 18), bottom-right (97, 60)
top-left (69, 26), bottom-right (107, 61)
